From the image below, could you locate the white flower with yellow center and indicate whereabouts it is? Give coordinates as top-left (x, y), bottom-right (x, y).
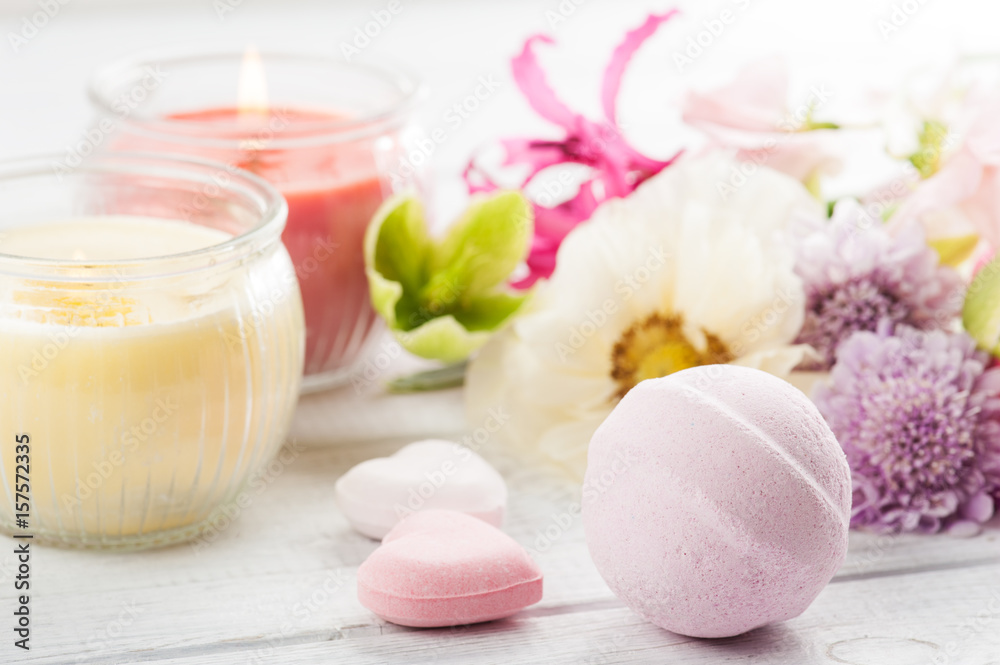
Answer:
top-left (465, 153), bottom-right (821, 477)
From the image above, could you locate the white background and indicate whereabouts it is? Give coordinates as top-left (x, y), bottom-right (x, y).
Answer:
top-left (1, 0), bottom-right (998, 216)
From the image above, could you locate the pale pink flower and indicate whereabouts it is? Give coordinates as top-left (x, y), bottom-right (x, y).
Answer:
top-left (681, 57), bottom-right (841, 184)
top-left (888, 97), bottom-right (1000, 248)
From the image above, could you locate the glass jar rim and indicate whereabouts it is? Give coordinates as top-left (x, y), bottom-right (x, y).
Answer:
top-left (87, 46), bottom-right (424, 149)
top-left (0, 152), bottom-right (288, 282)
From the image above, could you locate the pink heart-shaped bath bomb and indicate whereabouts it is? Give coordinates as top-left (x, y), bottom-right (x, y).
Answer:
top-left (357, 510), bottom-right (543, 627)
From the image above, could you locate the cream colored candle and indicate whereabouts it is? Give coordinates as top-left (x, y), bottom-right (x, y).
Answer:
top-left (0, 215), bottom-right (303, 547)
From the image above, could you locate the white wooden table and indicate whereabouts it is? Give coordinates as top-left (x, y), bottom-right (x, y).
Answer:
top-left (4, 1), bottom-right (1000, 662)
top-left (5, 369), bottom-right (1000, 664)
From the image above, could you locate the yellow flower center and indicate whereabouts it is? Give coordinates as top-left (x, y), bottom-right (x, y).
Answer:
top-left (610, 313), bottom-right (732, 399)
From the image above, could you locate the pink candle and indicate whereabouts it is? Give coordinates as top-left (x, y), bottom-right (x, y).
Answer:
top-left (167, 107), bottom-right (387, 381)
top-left (89, 50), bottom-right (419, 391)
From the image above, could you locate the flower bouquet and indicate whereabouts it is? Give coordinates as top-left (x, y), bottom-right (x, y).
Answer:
top-left (364, 11), bottom-right (1000, 537)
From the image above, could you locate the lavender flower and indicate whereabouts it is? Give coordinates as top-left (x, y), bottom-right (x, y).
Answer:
top-left (814, 322), bottom-right (1000, 534)
top-left (794, 200), bottom-right (964, 369)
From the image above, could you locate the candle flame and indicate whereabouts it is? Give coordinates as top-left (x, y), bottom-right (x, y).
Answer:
top-left (237, 46), bottom-right (269, 117)
top-left (72, 248), bottom-right (87, 261)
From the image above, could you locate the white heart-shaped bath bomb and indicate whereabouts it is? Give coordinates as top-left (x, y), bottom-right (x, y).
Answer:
top-left (335, 439), bottom-right (507, 539)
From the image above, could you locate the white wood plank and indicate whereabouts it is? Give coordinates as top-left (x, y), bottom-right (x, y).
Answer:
top-left (107, 561), bottom-right (1000, 665)
top-left (289, 332), bottom-right (468, 447)
top-left (5, 439), bottom-right (1000, 664)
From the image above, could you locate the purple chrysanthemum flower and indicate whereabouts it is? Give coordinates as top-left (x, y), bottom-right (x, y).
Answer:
top-left (814, 322), bottom-right (1000, 534)
top-left (794, 200), bottom-right (964, 370)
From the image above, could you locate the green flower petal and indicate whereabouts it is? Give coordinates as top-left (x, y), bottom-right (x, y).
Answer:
top-left (366, 263), bottom-right (404, 328)
top-left (963, 257), bottom-right (1000, 356)
top-left (363, 191), bottom-right (533, 362)
top-left (365, 195), bottom-right (429, 295)
top-left (392, 315), bottom-right (493, 364)
top-left (428, 191), bottom-right (533, 300)
top-left (452, 291), bottom-right (530, 332)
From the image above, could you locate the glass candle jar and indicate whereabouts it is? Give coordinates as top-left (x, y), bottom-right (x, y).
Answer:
top-left (88, 48), bottom-right (420, 392)
top-left (0, 153), bottom-right (304, 550)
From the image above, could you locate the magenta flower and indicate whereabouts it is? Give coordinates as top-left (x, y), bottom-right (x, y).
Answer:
top-left (815, 322), bottom-right (1000, 535)
top-left (465, 12), bottom-right (682, 288)
top-left (794, 200), bottom-right (964, 369)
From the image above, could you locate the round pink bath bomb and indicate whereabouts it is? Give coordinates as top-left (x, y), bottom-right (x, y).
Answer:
top-left (583, 365), bottom-right (851, 638)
